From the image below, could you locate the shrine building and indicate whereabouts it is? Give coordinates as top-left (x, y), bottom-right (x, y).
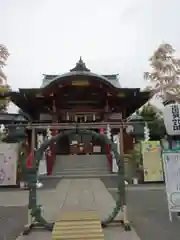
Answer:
top-left (4, 57), bottom-right (151, 174)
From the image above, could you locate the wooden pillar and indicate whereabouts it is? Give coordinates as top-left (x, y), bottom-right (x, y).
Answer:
top-left (119, 125), bottom-right (124, 157)
top-left (31, 128), bottom-right (35, 150)
top-left (28, 128), bottom-right (36, 152)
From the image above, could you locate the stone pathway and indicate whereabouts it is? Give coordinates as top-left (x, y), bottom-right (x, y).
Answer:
top-left (15, 178), bottom-right (140, 239)
top-left (0, 206), bottom-right (27, 240)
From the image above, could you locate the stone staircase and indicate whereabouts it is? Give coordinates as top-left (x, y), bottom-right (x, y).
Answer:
top-left (52, 154), bottom-right (110, 177)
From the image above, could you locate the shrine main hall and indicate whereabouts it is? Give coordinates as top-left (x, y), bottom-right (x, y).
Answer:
top-left (2, 58), bottom-right (151, 174)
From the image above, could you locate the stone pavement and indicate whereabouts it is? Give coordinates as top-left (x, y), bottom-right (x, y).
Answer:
top-left (15, 179), bottom-right (140, 239)
top-left (122, 188), bottom-right (180, 240)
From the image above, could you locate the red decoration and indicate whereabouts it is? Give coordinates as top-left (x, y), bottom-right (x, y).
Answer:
top-left (26, 150), bottom-right (34, 169)
top-left (100, 128), bottom-right (104, 134)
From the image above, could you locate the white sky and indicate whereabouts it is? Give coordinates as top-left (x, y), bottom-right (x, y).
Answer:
top-left (0, 0), bottom-right (180, 112)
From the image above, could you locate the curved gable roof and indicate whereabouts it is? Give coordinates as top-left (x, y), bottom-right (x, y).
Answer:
top-left (41, 57), bottom-right (121, 89)
top-left (42, 71), bottom-right (120, 89)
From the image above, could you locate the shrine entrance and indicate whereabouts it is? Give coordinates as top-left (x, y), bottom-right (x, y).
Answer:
top-left (46, 129), bottom-right (110, 176)
top-left (0, 57), bottom-right (151, 235)
top-left (56, 130), bottom-right (106, 155)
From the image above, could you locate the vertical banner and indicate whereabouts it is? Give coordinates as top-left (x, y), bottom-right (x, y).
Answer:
top-left (163, 104), bottom-right (180, 135)
top-left (162, 151), bottom-right (180, 221)
top-left (112, 135), bottom-right (119, 173)
top-left (37, 134), bottom-right (47, 175)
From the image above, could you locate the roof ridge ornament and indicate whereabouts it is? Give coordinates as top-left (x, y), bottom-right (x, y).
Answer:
top-left (70, 57), bottom-right (90, 72)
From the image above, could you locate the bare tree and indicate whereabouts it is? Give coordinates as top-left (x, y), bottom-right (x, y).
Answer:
top-left (0, 44), bottom-right (9, 85)
top-left (0, 44), bottom-right (10, 112)
top-left (144, 43), bottom-right (180, 102)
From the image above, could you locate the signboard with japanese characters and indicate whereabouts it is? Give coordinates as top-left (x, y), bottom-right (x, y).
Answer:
top-left (0, 143), bottom-right (18, 186)
top-left (163, 104), bottom-right (180, 135)
top-left (163, 151), bottom-right (180, 221)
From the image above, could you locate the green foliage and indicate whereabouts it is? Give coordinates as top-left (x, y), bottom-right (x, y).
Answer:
top-left (0, 44), bottom-right (10, 112)
top-left (0, 84), bottom-right (11, 112)
top-left (137, 103), bottom-right (166, 139)
top-left (128, 142), bottom-right (141, 164)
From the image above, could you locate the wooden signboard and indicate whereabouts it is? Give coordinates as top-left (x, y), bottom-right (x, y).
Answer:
top-left (71, 80), bottom-right (89, 86)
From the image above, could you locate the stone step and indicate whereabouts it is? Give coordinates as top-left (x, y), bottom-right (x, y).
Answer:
top-left (57, 165), bottom-right (109, 169)
top-left (53, 154), bottom-right (109, 176)
top-left (54, 171), bottom-right (109, 176)
top-left (50, 174), bottom-right (115, 178)
top-left (53, 167), bottom-right (108, 170)
top-left (57, 168), bottom-right (108, 172)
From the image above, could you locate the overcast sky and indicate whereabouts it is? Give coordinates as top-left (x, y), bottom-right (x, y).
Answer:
top-left (0, 0), bottom-right (180, 111)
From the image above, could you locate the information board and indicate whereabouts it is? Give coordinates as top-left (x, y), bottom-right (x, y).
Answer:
top-left (162, 151), bottom-right (180, 221)
top-left (0, 143), bottom-right (18, 186)
top-left (142, 141), bottom-right (163, 182)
